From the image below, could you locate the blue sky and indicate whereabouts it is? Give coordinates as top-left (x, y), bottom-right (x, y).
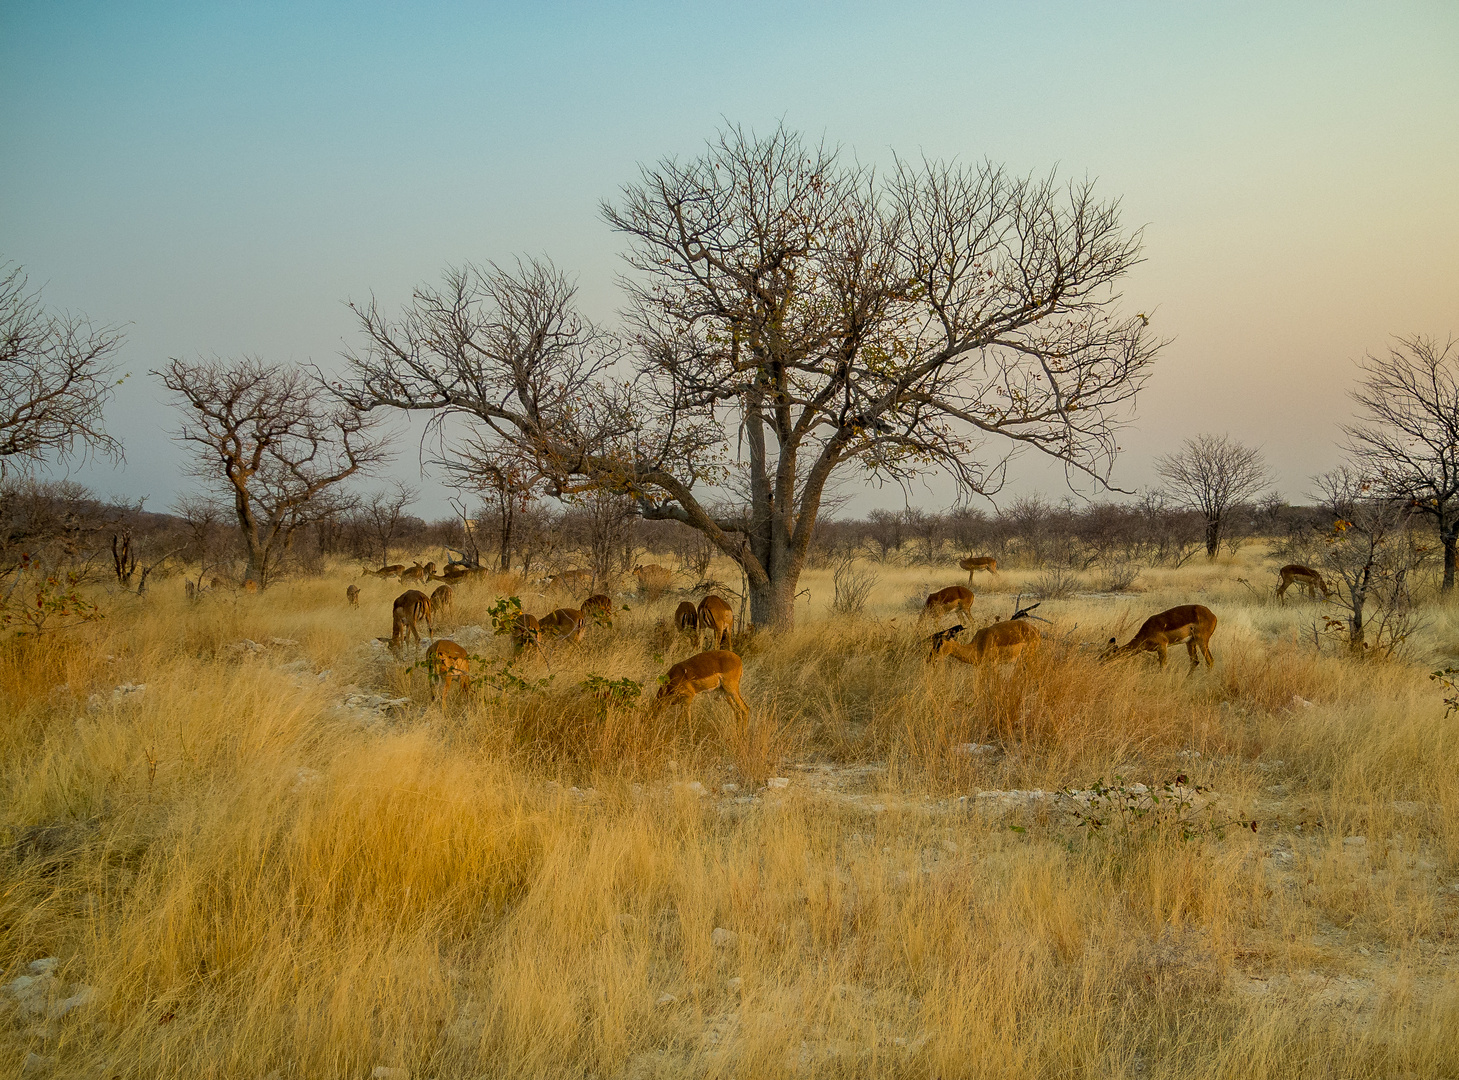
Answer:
top-left (2, 1), bottom-right (1456, 516)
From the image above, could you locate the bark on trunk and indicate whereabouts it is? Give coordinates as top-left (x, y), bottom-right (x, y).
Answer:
top-left (1443, 533), bottom-right (1456, 591)
top-left (1204, 517), bottom-right (1221, 559)
top-left (748, 574), bottom-right (800, 630)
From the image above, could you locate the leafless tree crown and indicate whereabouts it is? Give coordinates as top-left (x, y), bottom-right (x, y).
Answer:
top-left (1344, 334), bottom-right (1459, 588)
top-left (156, 356), bottom-right (389, 586)
top-left (341, 124), bottom-right (1160, 626)
top-left (0, 262), bottom-right (126, 476)
top-left (1154, 433), bottom-right (1271, 557)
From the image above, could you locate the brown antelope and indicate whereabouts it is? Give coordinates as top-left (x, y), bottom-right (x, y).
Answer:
top-left (1105, 604), bottom-right (1217, 669)
top-left (674, 600), bottom-right (699, 635)
top-left (243, 580), bottom-right (259, 594)
top-left (1276, 564), bottom-right (1331, 601)
top-left (429, 583), bottom-right (454, 620)
top-left (400, 563), bottom-right (428, 584)
top-left (656, 650), bottom-right (749, 720)
top-left (924, 585), bottom-right (974, 620)
top-left (928, 619), bottom-right (1040, 664)
top-left (632, 563), bottom-right (673, 597)
top-left (424, 639), bottom-right (470, 698)
top-left (539, 607), bottom-right (586, 644)
top-left (581, 594), bottom-right (613, 628)
top-left (384, 590), bottom-right (433, 653)
top-left (548, 569), bottom-right (593, 592)
top-left (346, 584), bottom-right (360, 607)
top-left (423, 561), bottom-right (437, 578)
top-left (959, 556), bottom-right (998, 585)
top-left (697, 594), bottom-right (733, 650)
top-left (363, 564), bottom-right (406, 578)
top-left (512, 612), bottom-right (542, 656)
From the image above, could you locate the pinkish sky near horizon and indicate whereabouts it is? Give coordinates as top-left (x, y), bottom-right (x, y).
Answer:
top-left (2, 1), bottom-right (1456, 518)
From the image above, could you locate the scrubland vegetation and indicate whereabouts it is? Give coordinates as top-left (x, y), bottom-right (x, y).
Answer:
top-left (3, 545), bottom-right (1457, 1079)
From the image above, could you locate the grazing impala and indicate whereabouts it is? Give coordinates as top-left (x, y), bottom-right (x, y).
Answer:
top-left (1276, 564), bottom-right (1331, 601)
top-left (424, 639), bottom-right (470, 698)
top-left (400, 563), bottom-right (428, 584)
top-left (346, 584), bottom-right (360, 607)
top-left (959, 556), bottom-right (998, 584)
top-left (633, 564), bottom-right (673, 597)
top-left (656, 649), bottom-right (749, 720)
top-left (362, 564), bottom-right (406, 578)
top-left (674, 600), bottom-right (699, 635)
top-left (581, 594), bottom-right (613, 628)
top-left (512, 613), bottom-right (542, 656)
top-left (928, 619), bottom-right (1040, 664)
top-left (924, 585), bottom-right (975, 620)
top-left (1105, 604), bottom-right (1217, 669)
top-left (697, 595), bottom-right (733, 650)
top-left (539, 607), bottom-right (586, 644)
top-left (384, 590), bottom-right (433, 653)
top-left (429, 584), bottom-right (454, 619)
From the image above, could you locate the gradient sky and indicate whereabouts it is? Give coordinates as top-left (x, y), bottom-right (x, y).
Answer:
top-left (2, 1), bottom-right (1456, 517)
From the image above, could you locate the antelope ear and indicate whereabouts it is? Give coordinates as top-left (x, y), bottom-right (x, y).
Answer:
top-left (1107, 637), bottom-right (1117, 645)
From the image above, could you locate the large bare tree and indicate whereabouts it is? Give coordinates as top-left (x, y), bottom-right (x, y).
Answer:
top-left (1, 262), bottom-right (125, 476)
top-left (1344, 334), bottom-right (1459, 589)
top-left (341, 125), bottom-right (1159, 627)
top-left (1154, 433), bottom-right (1271, 558)
top-left (156, 356), bottom-right (388, 587)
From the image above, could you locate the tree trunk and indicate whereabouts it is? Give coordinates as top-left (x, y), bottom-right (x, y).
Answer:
top-left (498, 501), bottom-right (512, 572)
top-left (1442, 528), bottom-right (1456, 591)
top-left (748, 573), bottom-right (800, 630)
top-left (1204, 516), bottom-right (1220, 558)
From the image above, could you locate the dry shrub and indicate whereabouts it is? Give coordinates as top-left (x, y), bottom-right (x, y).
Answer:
top-left (831, 556), bottom-right (877, 615)
top-left (633, 564), bottom-right (673, 600)
top-left (1034, 564), bottom-right (1081, 598)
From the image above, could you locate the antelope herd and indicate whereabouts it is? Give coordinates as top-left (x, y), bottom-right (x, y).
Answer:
top-left (323, 550), bottom-right (1339, 719)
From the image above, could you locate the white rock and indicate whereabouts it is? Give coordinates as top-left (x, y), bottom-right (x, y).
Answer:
top-left (766, 777), bottom-right (789, 790)
top-left (870, 803), bottom-right (886, 813)
top-left (48, 984), bottom-right (94, 1018)
top-left (1176, 749), bottom-right (1201, 761)
top-left (711, 927), bottom-right (738, 948)
top-left (725, 977), bottom-right (742, 992)
top-left (954, 743), bottom-right (997, 756)
top-left (686, 781), bottom-right (707, 797)
top-left (1291, 695), bottom-right (1314, 709)
top-left (655, 992), bottom-right (678, 1008)
top-left (27, 959), bottom-right (58, 975)
top-left (1344, 836), bottom-right (1367, 846)
top-left (111, 683), bottom-right (146, 702)
top-left (21, 1054), bottom-right (54, 1076)
top-left (268, 637), bottom-right (299, 647)
top-left (721, 782), bottom-right (739, 793)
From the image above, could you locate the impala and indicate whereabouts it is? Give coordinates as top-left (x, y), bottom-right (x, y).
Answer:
top-left (362, 564), bottom-right (406, 578)
top-left (424, 639), bottom-right (470, 698)
top-left (697, 594), bottom-right (733, 650)
top-left (581, 594), bottom-right (613, 628)
top-left (548, 569), bottom-right (593, 592)
top-left (959, 556), bottom-right (998, 584)
top-left (539, 607), bottom-right (586, 644)
top-left (400, 564), bottom-right (428, 584)
top-left (674, 600), bottom-right (699, 634)
top-left (385, 590), bottom-right (433, 653)
top-left (1105, 604), bottom-right (1216, 668)
top-left (512, 612), bottom-right (542, 656)
top-left (656, 649), bottom-right (749, 720)
top-left (430, 584), bottom-right (454, 619)
top-left (633, 564), bottom-right (673, 597)
top-left (928, 619), bottom-right (1040, 664)
top-left (1276, 564), bottom-right (1331, 601)
top-left (924, 585), bottom-right (975, 620)
top-left (346, 584), bottom-right (360, 607)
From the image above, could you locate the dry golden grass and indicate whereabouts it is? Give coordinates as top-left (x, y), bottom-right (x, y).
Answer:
top-left (1, 547), bottom-right (1457, 1077)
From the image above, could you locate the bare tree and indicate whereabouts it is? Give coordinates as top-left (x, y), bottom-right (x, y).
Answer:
top-left (1154, 433), bottom-right (1271, 558)
top-left (460, 460), bottom-right (537, 572)
top-left (341, 124), bottom-right (1159, 628)
top-left (156, 357), bottom-right (389, 587)
top-left (1310, 467), bottom-right (1425, 655)
top-left (1344, 334), bottom-right (1459, 590)
top-left (0, 262), bottom-right (125, 475)
top-left (359, 481), bottom-right (417, 568)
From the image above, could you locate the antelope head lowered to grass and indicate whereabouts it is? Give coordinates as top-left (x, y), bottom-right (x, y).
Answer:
top-left (655, 649), bottom-right (749, 721)
top-left (1276, 564), bottom-right (1331, 601)
top-left (381, 590), bottom-right (432, 654)
top-left (1104, 604), bottom-right (1216, 669)
top-left (927, 619), bottom-right (1041, 665)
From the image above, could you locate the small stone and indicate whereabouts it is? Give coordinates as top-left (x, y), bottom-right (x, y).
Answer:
top-left (48, 984), bottom-right (95, 1018)
top-left (871, 803), bottom-right (886, 812)
top-left (1357, 946), bottom-right (1370, 956)
top-left (766, 777), bottom-right (789, 790)
top-left (726, 977), bottom-right (742, 992)
top-left (711, 927), bottom-right (738, 948)
top-left (1343, 836), bottom-right (1367, 847)
top-left (686, 781), bottom-right (707, 796)
top-left (1176, 749), bottom-right (1201, 761)
top-left (21, 1054), bottom-right (54, 1076)
top-left (721, 782), bottom-right (739, 793)
top-left (655, 992), bottom-right (678, 1008)
top-left (27, 959), bottom-right (58, 975)
top-left (954, 743), bottom-right (997, 756)
top-left (268, 637), bottom-right (299, 647)
top-left (1291, 695), bottom-right (1314, 709)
